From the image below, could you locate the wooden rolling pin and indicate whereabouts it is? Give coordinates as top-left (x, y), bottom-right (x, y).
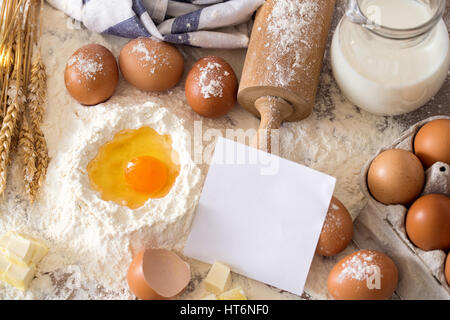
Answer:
top-left (238, 0), bottom-right (336, 152)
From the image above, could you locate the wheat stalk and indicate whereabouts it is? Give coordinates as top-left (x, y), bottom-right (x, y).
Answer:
top-left (28, 56), bottom-right (48, 200)
top-left (18, 115), bottom-right (36, 200)
top-left (0, 0), bottom-right (18, 123)
top-left (0, 76), bottom-right (25, 196)
top-left (26, 0), bottom-right (49, 200)
top-left (0, 0), bottom-right (47, 200)
top-left (17, 1), bottom-right (44, 202)
top-left (0, 9), bottom-right (25, 196)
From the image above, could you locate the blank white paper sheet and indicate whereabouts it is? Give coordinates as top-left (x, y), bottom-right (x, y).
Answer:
top-left (184, 137), bottom-right (336, 295)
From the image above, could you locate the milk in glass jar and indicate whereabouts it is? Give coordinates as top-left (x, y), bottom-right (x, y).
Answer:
top-left (331, 0), bottom-right (449, 115)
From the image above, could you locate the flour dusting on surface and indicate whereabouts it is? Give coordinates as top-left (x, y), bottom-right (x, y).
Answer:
top-left (131, 40), bottom-right (154, 62)
top-left (0, 7), bottom-right (203, 300)
top-left (267, 0), bottom-right (318, 50)
top-left (286, 69), bottom-right (403, 299)
top-left (280, 72), bottom-right (403, 220)
top-left (265, 0), bottom-right (320, 86)
top-left (0, 102), bottom-right (202, 300)
top-left (338, 252), bottom-right (376, 282)
top-left (323, 212), bottom-right (343, 233)
top-left (67, 53), bottom-right (103, 79)
top-left (0, 4), bottom-right (408, 300)
top-left (198, 60), bottom-right (230, 99)
top-left (131, 39), bottom-right (170, 73)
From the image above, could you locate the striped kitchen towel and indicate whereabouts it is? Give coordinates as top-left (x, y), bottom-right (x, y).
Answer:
top-left (46, 0), bottom-right (265, 48)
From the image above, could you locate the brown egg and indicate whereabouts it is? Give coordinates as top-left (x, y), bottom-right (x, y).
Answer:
top-left (367, 149), bottom-right (424, 205)
top-left (327, 250), bottom-right (398, 300)
top-left (405, 194), bottom-right (450, 251)
top-left (445, 253), bottom-right (450, 286)
top-left (64, 44), bottom-right (119, 106)
top-left (316, 197), bottom-right (353, 257)
top-left (127, 248), bottom-right (191, 300)
top-left (185, 56), bottom-right (238, 118)
top-left (119, 38), bottom-right (184, 92)
top-left (414, 119), bottom-right (450, 169)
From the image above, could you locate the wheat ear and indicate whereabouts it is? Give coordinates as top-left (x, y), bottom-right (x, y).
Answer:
top-left (19, 115), bottom-right (36, 201)
top-left (0, 75), bottom-right (25, 196)
top-left (28, 56), bottom-right (48, 197)
top-left (0, 9), bottom-right (25, 196)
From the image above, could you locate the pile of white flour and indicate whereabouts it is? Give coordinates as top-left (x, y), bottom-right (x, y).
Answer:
top-left (0, 101), bottom-right (203, 300)
top-left (0, 4), bottom-right (405, 300)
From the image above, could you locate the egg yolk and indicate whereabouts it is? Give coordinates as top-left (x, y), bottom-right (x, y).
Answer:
top-left (87, 127), bottom-right (180, 209)
top-left (124, 156), bottom-right (168, 195)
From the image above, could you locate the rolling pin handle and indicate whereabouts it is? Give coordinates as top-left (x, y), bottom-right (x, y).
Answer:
top-left (254, 96), bottom-right (293, 153)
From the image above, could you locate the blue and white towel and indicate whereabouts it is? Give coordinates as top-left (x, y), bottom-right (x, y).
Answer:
top-left (46, 0), bottom-right (265, 48)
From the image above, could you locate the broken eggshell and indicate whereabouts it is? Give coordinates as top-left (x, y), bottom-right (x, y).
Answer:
top-left (127, 248), bottom-right (191, 300)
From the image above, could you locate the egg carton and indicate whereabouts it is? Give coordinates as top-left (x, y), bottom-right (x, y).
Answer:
top-left (359, 115), bottom-right (450, 295)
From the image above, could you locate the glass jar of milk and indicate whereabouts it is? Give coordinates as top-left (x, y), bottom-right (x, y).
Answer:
top-left (331, 0), bottom-right (449, 115)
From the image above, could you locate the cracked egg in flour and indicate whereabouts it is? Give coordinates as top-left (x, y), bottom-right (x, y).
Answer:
top-left (87, 126), bottom-right (180, 209)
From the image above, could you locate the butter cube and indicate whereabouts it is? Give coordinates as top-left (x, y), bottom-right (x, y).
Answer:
top-left (5, 232), bottom-right (35, 264)
top-left (0, 231), bottom-right (48, 291)
top-left (218, 288), bottom-right (247, 300)
top-left (201, 294), bottom-right (218, 300)
top-left (204, 262), bottom-right (232, 295)
top-left (4, 263), bottom-right (36, 291)
top-left (0, 253), bottom-right (10, 275)
top-left (30, 244), bottom-right (48, 266)
top-left (0, 232), bottom-right (48, 266)
top-left (0, 232), bottom-right (10, 248)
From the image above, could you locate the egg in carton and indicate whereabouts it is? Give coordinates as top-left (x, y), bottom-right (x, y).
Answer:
top-left (359, 115), bottom-right (450, 295)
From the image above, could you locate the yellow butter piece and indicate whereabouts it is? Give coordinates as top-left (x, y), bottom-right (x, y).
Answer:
top-left (0, 231), bottom-right (48, 291)
top-left (0, 232), bottom-right (11, 248)
top-left (8, 232), bottom-right (35, 263)
top-left (0, 248), bottom-right (27, 268)
top-left (0, 232), bottom-right (48, 266)
top-left (3, 263), bottom-right (36, 291)
top-left (218, 288), bottom-right (247, 300)
top-left (204, 262), bottom-right (232, 295)
top-left (30, 244), bottom-right (48, 266)
top-left (202, 294), bottom-right (218, 300)
top-left (0, 253), bottom-right (10, 275)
